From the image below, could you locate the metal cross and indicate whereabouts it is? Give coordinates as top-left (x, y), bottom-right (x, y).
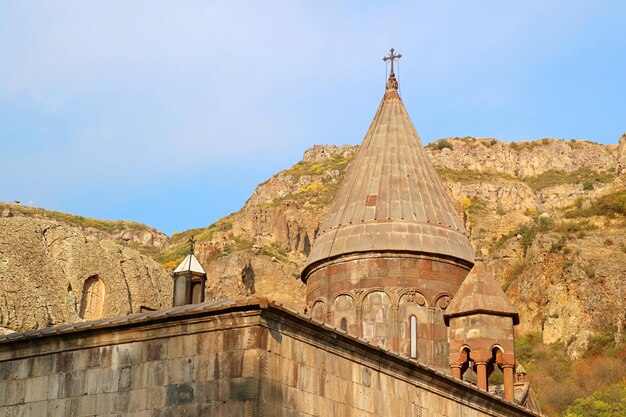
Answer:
top-left (383, 48), bottom-right (402, 74)
top-left (189, 236), bottom-right (196, 254)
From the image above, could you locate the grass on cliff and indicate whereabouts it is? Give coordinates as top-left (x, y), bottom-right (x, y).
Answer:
top-left (284, 153), bottom-right (355, 179)
top-left (522, 167), bottom-right (614, 191)
top-left (262, 180), bottom-right (338, 211)
top-left (564, 190), bottom-right (626, 219)
top-left (436, 168), bottom-right (516, 183)
top-left (0, 202), bottom-right (154, 234)
top-left (259, 153), bottom-right (355, 212)
top-left (516, 331), bottom-right (626, 417)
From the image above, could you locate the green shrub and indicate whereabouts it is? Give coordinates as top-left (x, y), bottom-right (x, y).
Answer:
top-left (563, 258), bottom-right (575, 270)
top-left (510, 141), bottom-right (539, 151)
top-left (550, 237), bottom-right (568, 253)
top-left (436, 139), bottom-right (454, 150)
top-left (564, 380), bottom-right (626, 417)
top-left (565, 190), bottom-right (626, 218)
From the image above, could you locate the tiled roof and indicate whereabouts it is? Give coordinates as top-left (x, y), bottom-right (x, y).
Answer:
top-left (444, 264), bottom-right (519, 324)
top-left (0, 299), bottom-right (236, 344)
top-left (302, 75), bottom-right (474, 278)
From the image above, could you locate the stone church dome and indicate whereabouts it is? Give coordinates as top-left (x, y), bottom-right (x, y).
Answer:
top-left (302, 70), bottom-right (474, 280)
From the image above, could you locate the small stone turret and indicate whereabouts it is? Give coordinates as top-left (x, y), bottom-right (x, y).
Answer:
top-left (444, 264), bottom-right (519, 402)
top-left (172, 238), bottom-right (206, 306)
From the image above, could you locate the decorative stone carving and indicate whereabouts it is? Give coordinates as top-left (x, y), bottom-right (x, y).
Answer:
top-left (79, 275), bottom-right (105, 321)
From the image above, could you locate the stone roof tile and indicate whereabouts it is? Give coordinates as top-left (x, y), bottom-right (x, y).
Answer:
top-left (444, 264), bottom-right (519, 325)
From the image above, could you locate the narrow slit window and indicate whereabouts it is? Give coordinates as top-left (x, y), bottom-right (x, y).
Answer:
top-left (410, 315), bottom-right (417, 358)
top-left (340, 317), bottom-right (347, 332)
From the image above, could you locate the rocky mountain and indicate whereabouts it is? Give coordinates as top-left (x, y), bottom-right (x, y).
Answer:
top-left (161, 135), bottom-right (626, 361)
top-left (2, 135), bottom-right (625, 358)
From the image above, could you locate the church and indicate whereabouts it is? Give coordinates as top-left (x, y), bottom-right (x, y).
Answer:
top-left (0, 51), bottom-right (541, 417)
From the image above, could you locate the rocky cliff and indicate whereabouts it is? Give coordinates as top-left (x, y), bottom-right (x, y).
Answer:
top-left (0, 206), bottom-right (172, 333)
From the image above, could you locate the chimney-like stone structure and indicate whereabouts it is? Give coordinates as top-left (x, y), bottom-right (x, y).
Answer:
top-left (301, 55), bottom-right (475, 369)
top-left (444, 264), bottom-right (519, 402)
top-left (172, 251), bottom-right (207, 307)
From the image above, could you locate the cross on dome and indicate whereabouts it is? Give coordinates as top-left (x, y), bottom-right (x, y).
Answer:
top-left (383, 48), bottom-right (402, 75)
top-left (189, 236), bottom-right (195, 255)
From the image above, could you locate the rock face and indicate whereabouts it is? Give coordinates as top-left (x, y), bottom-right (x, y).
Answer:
top-left (0, 216), bottom-right (172, 332)
top-left (429, 138), bottom-right (615, 177)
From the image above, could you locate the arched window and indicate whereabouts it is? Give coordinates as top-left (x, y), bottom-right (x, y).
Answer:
top-left (410, 315), bottom-right (417, 358)
top-left (340, 317), bottom-right (347, 332)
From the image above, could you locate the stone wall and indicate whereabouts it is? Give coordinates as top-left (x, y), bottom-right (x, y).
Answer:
top-left (0, 300), bottom-right (538, 417)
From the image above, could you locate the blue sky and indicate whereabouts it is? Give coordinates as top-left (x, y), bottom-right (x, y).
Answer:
top-left (1, 1), bottom-right (625, 235)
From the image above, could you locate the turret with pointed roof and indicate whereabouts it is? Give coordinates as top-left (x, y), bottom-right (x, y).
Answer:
top-left (445, 264), bottom-right (519, 402)
top-left (301, 50), bottom-right (475, 369)
top-left (172, 237), bottom-right (207, 307)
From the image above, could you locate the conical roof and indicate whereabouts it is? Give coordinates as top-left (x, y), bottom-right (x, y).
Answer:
top-left (302, 73), bottom-right (474, 279)
top-left (443, 264), bottom-right (519, 325)
top-left (174, 253), bottom-right (206, 275)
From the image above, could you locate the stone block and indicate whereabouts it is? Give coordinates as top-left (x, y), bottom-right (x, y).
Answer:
top-left (193, 354), bottom-right (216, 382)
top-left (241, 349), bottom-right (259, 377)
top-left (129, 388), bottom-right (148, 411)
top-left (112, 343), bottom-right (140, 367)
top-left (229, 377), bottom-right (260, 401)
top-left (216, 351), bottom-right (243, 379)
top-left (46, 373), bottom-right (63, 400)
top-left (168, 335), bottom-right (198, 359)
top-left (100, 367), bottom-right (120, 393)
top-left (46, 399), bottom-right (66, 417)
top-left (112, 390), bottom-right (131, 413)
top-left (5, 379), bottom-right (25, 405)
top-left (76, 394), bottom-right (96, 416)
top-left (146, 385), bottom-right (166, 409)
top-left (197, 331), bottom-right (223, 356)
top-left (87, 346), bottom-right (112, 369)
top-left (118, 365), bottom-right (133, 391)
top-left (166, 357), bottom-right (194, 384)
top-left (54, 352), bottom-right (74, 374)
top-left (30, 356), bottom-right (53, 377)
top-left (95, 393), bottom-right (115, 415)
top-left (83, 368), bottom-right (102, 395)
top-left (144, 339), bottom-right (168, 362)
top-left (165, 383), bottom-right (195, 406)
top-left (142, 360), bottom-right (166, 388)
top-left (24, 375), bottom-right (48, 402)
top-left (195, 380), bottom-right (220, 404)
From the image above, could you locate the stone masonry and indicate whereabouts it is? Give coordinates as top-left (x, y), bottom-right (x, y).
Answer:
top-left (0, 299), bottom-right (538, 417)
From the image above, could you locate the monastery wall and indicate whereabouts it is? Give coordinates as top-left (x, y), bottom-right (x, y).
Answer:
top-left (0, 301), bottom-right (537, 417)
